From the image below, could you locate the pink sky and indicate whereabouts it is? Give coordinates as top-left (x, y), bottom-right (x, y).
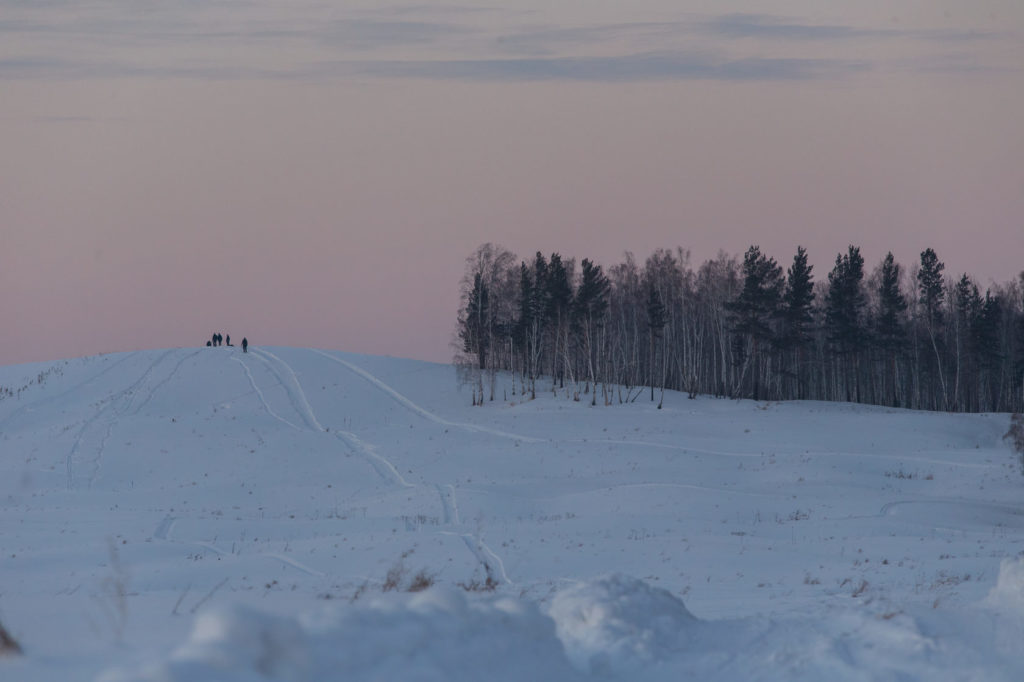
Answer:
top-left (2, 1), bottom-right (1022, 366)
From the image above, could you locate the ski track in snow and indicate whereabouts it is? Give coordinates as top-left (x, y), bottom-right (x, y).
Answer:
top-left (153, 515), bottom-right (177, 541)
top-left (65, 349), bottom-right (178, 490)
top-left (457, 481), bottom-right (780, 504)
top-left (591, 481), bottom-right (780, 500)
top-left (246, 349), bottom-right (413, 488)
top-left (265, 350), bottom-right (511, 579)
top-left (127, 350), bottom-right (203, 417)
top-left (572, 439), bottom-right (764, 458)
top-left (0, 351), bottom-right (136, 432)
top-left (331, 429), bottom-right (414, 488)
top-left (878, 498), bottom-right (1024, 520)
top-left (309, 349), bottom-right (543, 443)
top-left (231, 356), bottom-right (304, 431)
top-left (434, 482), bottom-right (510, 585)
top-left (248, 349), bottom-right (324, 432)
top-left (261, 553), bottom-right (325, 578)
top-left (436, 484), bottom-right (461, 525)
top-left (309, 350), bottom-right (876, 466)
top-left (191, 540), bottom-right (324, 577)
top-left (243, 349), bottom-right (510, 584)
top-left (437, 532), bottom-right (513, 586)
top-left (475, 536), bottom-right (512, 585)
top-left (564, 440), bottom-right (996, 470)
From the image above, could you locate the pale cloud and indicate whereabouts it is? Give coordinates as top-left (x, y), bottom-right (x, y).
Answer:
top-left (317, 19), bottom-right (473, 50)
top-left (0, 3), bottom-right (1012, 81)
top-left (701, 13), bottom-right (1004, 43)
top-left (341, 52), bottom-right (869, 82)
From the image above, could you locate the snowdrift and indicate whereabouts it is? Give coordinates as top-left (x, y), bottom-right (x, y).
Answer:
top-left (105, 571), bottom-right (1024, 682)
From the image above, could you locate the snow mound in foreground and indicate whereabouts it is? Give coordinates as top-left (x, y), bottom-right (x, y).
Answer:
top-left (100, 574), bottom-right (1024, 682)
top-left (986, 555), bottom-right (1024, 611)
top-left (547, 573), bottom-right (698, 674)
top-left (102, 587), bottom-right (581, 682)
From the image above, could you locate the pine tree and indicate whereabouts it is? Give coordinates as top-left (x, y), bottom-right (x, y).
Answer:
top-left (825, 246), bottom-right (867, 401)
top-left (728, 245), bottom-right (784, 400)
top-left (454, 242), bottom-right (1023, 413)
top-left (874, 253), bottom-right (907, 350)
top-left (574, 259), bottom-right (611, 326)
top-left (951, 274), bottom-right (982, 410)
top-left (918, 248), bottom-right (945, 329)
top-left (781, 246), bottom-right (815, 346)
top-left (529, 252), bottom-right (550, 393)
top-left (874, 252), bottom-right (907, 406)
top-left (574, 259), bottom-right (611, 402)
top-left (971, 290), bottom-right (1003, 410)
top-left (917, 248), bottom-right (948, 409)
top-left (779, 246), bottom-right (815, 398)
top-left (646, 282), bottom-right (666, 401)
top-left (546, 254), bottom-right (573, 388)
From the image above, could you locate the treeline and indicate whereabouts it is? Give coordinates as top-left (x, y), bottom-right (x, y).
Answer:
top-left (455, 243), bottom-right (1024, 413)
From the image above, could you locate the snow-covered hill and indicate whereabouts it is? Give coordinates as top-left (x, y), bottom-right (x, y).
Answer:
top-left (2, 347), bottom-right (1023, 681)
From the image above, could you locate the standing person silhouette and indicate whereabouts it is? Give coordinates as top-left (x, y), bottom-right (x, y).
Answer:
top-left (226, 334), bottom-right (231, 347)
top-left (242, 338), bottom-right (248, 353)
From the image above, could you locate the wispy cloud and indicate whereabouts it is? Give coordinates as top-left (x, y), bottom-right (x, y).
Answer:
top-left (336, 52), bottom-right (870, 83)
top-left (318, 19), bottom-right (472, 50)
top-left (0, 52), bottom-right (871, 83)
top-left (0, 4), bottom-right (1010, 82)
top-left (494, 23), bottom-right (686, 56)
top-left (701, 13), bottom-right (1005, 43)
top-left (702, 14), bottom-right (898, 41)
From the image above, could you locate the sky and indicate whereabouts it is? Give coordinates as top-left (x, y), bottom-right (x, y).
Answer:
top-left (2, 0), bottom-right (1022, 366)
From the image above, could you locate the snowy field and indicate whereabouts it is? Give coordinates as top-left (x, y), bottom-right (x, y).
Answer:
top-left (2, 346), bottom-right (1024, 681)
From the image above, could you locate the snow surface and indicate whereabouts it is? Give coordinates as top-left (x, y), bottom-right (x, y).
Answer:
top-left (1, 346), bottom-right (1023, 680)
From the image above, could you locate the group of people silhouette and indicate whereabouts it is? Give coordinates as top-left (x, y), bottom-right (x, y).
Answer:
top-left (207, 332), bottom-right (248, 352)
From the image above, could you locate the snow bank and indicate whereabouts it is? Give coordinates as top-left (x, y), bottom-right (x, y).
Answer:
top-left (95, 574), bottom-right (1024, 682)
top-left (101, 587), bottom-right (581, 682)
top-left (986, 556), bottom-right (1024, 611)
top-left (547, 573), bottom-right (698, 675)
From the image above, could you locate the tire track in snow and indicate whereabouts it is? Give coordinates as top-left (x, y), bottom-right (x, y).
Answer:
top-left (309, 349), bottom-right (543, 443)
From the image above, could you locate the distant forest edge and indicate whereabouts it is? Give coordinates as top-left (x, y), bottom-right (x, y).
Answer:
top-left (454, 243), bottom-right (1024, 413)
